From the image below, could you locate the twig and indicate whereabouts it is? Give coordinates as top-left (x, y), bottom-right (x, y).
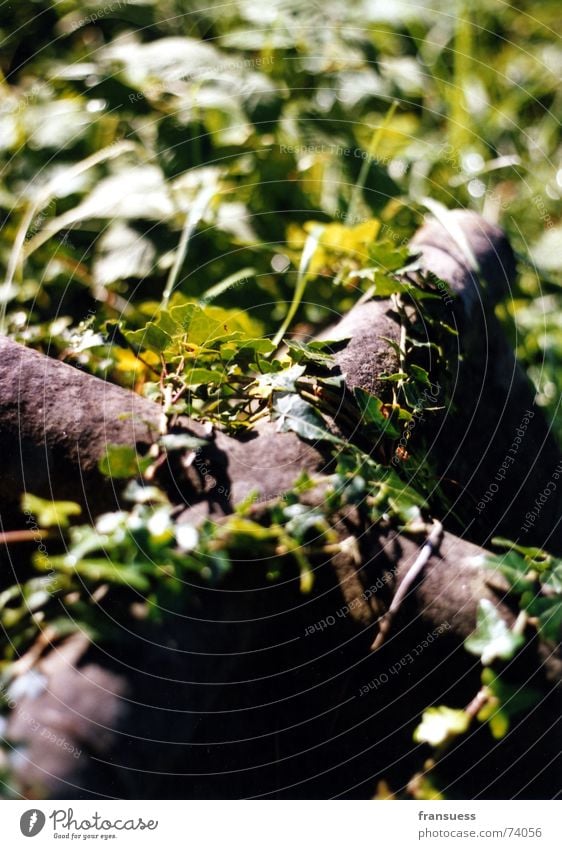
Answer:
top-left (371, 519), bottom-right (443, 650)
top-left (465, 687), bottom-right (489, 721)
top-left (0, 530), bottom-right (48, 545)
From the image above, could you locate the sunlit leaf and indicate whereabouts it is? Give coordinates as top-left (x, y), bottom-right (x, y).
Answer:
top-left (413, 706), bottom-right (470, 746)
top-left (99, 445), bottom-right (151, 479)
top-left (274, 394), bottom-right (340, 443)
top-left (465, 599), bottom-right (525, 664)
top-left (22, 494), bottom-right (81, 528)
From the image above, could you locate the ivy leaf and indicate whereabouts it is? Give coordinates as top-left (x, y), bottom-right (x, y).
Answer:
top-left (286, 339), bottom-right (338, 368)
top-left (477, 698), bottom-right (509, 740)
top-left (521, 594), bottom-right (562, 642)
top-left (379, 371), bottom-right (409, 382)
top-left (225, 337), bottom-right (276, 358)
top-left (479, 668), bottom-right (542, 739)
top-left (274, 394), bottom-right (340, 443)
top-left (365, 464), bottom-right (427, 524)
top-left (22, 494), bottom-right (81, 528)
top-left (465, 599), bottom-right (525, 664)
top-left (251, 364), bottom-right (306, 398)
top-left (480, 551), bottom-right (537, 595)
top-left (542, 563), bottom-right (562, 594)
top-left (350, 267), bottom-right (439, 299)
top-left (497, 563), bottom-right (536, 596)
top-left (283, 503), bottom-right (331, 545)
top-left (350, 268), bottom-right (405, 297)
top-left (413, 706), bottom-right (470, 746)
top-left (47, 554), bottom-right (152, 591)
top-left (409, 364), bottom-right (431, 387)
top-left (353, 387), bottom-right (400, 438)
top-left (169, 302), bottom-right (262, 346)
top-left (123, 321), bottom-right (172, 355)
top-left (369, 240), bottom-right (412, 271)
top-left (99, 444), bottom-right (152, 479)
top-left (183, 367), bottom-right (224, 386)
top-left (491, 537), bottom-right (552, 567)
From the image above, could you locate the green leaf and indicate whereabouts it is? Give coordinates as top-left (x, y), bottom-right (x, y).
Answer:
top-left (465, 599), bottom-right (525, 664)
top-left (251, 364), bottom-right (306, 398)
top-left (274, 394), bottom-right (340, 444)
top-left (22, 494), bottom-right (81, 528)
top-left (480, 551), bottom-right (537, 595)
top-left (379, 371), bottom-right (409, 382)
top-left (413, 706), bottom-right (470, 746)
top-left (353, 387), bottom-right (400, 438)
top-left (497, 563), bottom-right (536, 596)
top-left (48, 555), bottom-right (152, 591)
top-left (360, 463), bottom-right (427, 524)
top-left (169, 302), bottom-right (253, 346)
top-left (369, 240), bottom-right (411, 271)
top-left (350, 268), bottom-right (439, 299)
top-left (286, 339), bottom-right (337, 367)
top-left (184, 367), bottom-right (224, 386)
top-left (99, 444), bottom-right (151, 479)
top-left (283, 503), bottom-right (330, 544)
top-left (123, 321), bottom-right (172, 354)
top-left (491, 537), bottom-right (552, 565)
top-left (409, 364), bottom-right (431, 387)
top-left (542, 563), bottom-right (562, 594)
top-left (479, 668), bottom-right (542, 739)
top-left (522, 594), bottom-right (562, 642)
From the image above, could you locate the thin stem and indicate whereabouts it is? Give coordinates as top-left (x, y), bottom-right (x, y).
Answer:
top-left (200, 267), bottom-right (255, 304)
top-left (272, 224), bottom-right (324, 350)
top-left (0, 530), bottom-right (48, 544)
top-left (161, 183), bottom-right (216, 309)
top-left (346, 99), bottom-right (398, 225)
top-left (371, 520), bottom-right (444, 650)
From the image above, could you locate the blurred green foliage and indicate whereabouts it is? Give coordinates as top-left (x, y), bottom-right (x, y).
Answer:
top-left (1, 1), bottom-right (561, 800)
top-left (0, 0), bottom-right (560, 439)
